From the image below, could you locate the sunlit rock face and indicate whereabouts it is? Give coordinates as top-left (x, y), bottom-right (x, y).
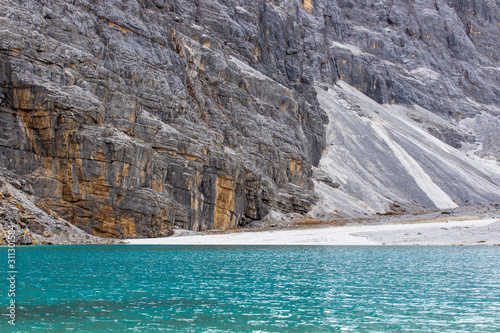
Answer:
top-left (0, 0), bottom-right (499, 237)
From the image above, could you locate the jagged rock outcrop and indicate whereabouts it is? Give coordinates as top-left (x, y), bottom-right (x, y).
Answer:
top-left (0, 0), bottom-right (499, 238)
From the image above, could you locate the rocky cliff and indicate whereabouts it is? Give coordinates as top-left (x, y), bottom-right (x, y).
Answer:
top-left (1, 0), bottom-right (499, 239)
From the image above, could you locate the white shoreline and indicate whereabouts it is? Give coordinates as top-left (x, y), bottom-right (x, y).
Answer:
top-left (126, 219), bottom-right (500, 246)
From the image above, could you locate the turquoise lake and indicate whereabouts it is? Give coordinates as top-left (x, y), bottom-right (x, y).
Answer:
top-left (1, 245), bottom-right (500, 332)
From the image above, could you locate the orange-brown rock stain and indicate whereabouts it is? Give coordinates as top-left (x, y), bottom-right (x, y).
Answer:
top-left (188, 171), bottom-right (203, 231)
top-left (287, 158), bottom-right (302, 175)
top-left (106, 20), bottom-right (133, 34)
top-left (253, 47), bottom-right (261, 60)
top-left (302, 0), bottom-right (313, 13)
top-left (94, 205), bottom-right (117, 237)
top-left (213, 175), bottom-right (236, 230)
top-left (13, 87), bottom-right (32, 110)
top-left (120, 216), bottom-right (137, 238)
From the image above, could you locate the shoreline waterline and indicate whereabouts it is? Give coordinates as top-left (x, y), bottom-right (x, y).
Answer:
top-left (126, 218), bottom-right (500, 246)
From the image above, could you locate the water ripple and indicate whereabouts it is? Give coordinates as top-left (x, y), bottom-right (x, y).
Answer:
top-left (1, 245), bottom-right (499, 332)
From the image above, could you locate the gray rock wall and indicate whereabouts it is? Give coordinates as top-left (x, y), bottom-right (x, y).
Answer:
top-left (0, 0), bottom-right (326, 237)
top-left (0, 0), bottom-right (499, 237)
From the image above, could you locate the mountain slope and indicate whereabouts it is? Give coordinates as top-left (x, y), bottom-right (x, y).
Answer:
top-left (310, 81), bottom-right (500, 219)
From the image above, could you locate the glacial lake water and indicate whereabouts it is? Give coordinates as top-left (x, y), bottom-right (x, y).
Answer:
top-left (1, 245), bottom-right (500, 332)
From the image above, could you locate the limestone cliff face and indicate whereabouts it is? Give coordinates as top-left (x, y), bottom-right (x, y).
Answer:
top-left (0, 0), bottom-right (499, 238)
top-left (0, 0), bottom-right (326, 237)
